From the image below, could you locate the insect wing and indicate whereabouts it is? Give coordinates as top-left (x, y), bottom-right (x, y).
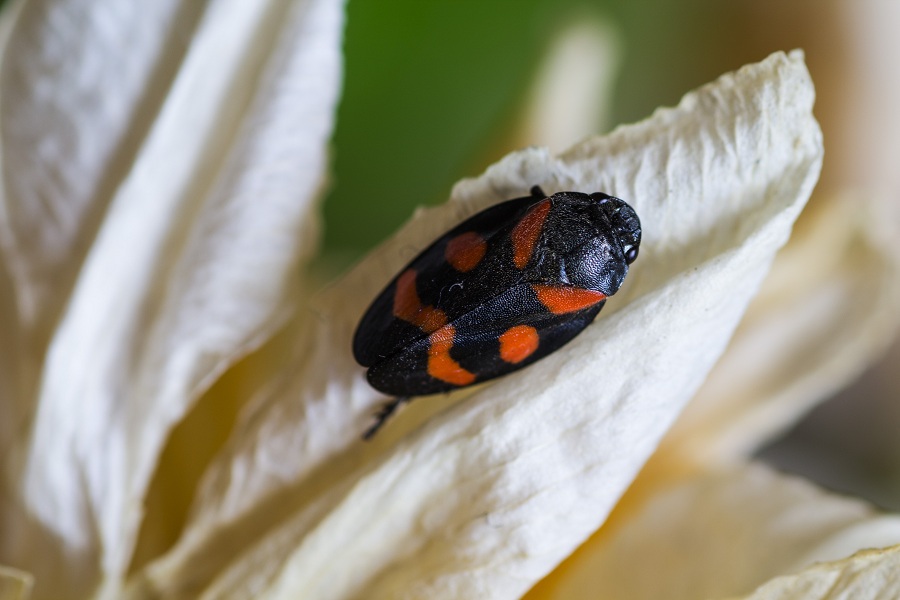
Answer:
top-left (365, 283), bottom-right (605, 396)
top-left (353, 192), bottom-right (545, 368)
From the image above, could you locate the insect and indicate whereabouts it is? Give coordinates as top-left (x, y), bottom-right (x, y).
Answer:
top-left (353, 186), bottom-right (641, 438)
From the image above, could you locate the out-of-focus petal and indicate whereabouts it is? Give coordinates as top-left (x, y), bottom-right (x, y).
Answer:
top-left (515, 18), bottom-right (620, 152)
top-left (660, 191), bottom-right (900, 463)
top-left (527, 462), bottom-right (900, 600)
top-left (0, 565), bottom-right (33, 600)
top-left (135, 51), bottom-right (822, 599)
top-left (733, 545), bottom-right (900, 600)
top-left (0, 0), bottom-right (344, 597)
top-left (660, 194), bottom-right (900, 463)
top-left (827, 2), bottom-right (900, 217)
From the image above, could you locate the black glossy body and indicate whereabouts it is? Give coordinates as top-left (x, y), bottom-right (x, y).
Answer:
top-left (353, 187), bottom-right (641, 397)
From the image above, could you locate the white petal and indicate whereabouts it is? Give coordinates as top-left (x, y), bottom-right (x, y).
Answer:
top-left (139, 51), bottom-right (822, 598)
top-left (734, 545), bottom-right (900, 600)
top-left (661, 195), bottom-right (900, 462)
top-left (0, 0), bottom-right (193, 352)
top-left (3, 0), bottom-right (344, 596)
top-left (527, 462), bottom-right (900, 600)
top-left (0, 0), bottom-right (201, 560)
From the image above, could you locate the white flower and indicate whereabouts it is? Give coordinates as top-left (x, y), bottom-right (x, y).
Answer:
top-left (1, 2), bottom-right (899, 599)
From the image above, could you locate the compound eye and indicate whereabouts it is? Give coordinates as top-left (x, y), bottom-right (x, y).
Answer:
top-left (624, 245), bottom-right (639, 264)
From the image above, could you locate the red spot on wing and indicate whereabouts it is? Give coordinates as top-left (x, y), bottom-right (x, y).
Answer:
top-left (499, 325), bottom-right (539, 364)
top-left (393, 269), bottom-right (420, 320)
top-left (532, 285), bottom-right (606, 314)
top-left (417, 307), bottom-right (448, 333)
top-left (393, 269), bottom-right (447, 333)
top-left (511, 199), bottom-right (551, 269)
top-left (427, 325), bottom-right (476, 386)
top-left (445, 232), bottom-right (487, 272)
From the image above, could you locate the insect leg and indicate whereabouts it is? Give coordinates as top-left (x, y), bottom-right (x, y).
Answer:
top-left (530, 185), bottom-right (546, 199)
top-left (362, 396), bottom-right (411, 440)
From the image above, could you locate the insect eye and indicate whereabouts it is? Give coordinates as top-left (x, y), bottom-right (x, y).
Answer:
top-left (624, 246), bottom-right (639, 264)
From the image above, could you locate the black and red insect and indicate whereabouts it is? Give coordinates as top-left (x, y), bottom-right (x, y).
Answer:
top-left (353, 186), bottom-right (641, 438)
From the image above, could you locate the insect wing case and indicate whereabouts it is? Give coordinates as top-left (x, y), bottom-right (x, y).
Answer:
top-left (353, 192), bottom-right (541, 367)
